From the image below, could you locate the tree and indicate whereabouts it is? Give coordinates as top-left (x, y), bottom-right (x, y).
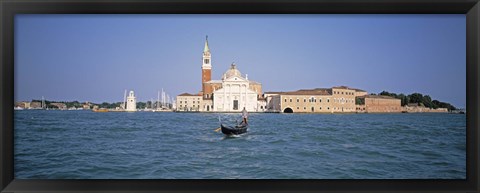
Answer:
top-left (432, 100), bottom-right (456, 111)
top-left (396, 94), bottom-right (407, 106)
top-left (373, 91), bottom-right (456, 110)
top-left (136, 102), bottom-right (146, 109)
top-left (409, 93), bottom-right (423, 104)
top-left (421, 95), bottom-right (433, 108)
top-left (356, 97), bottom-right (365, 105)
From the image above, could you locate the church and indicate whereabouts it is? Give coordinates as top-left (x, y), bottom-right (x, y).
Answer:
top-left (176, 37), bottom-right (266, 112)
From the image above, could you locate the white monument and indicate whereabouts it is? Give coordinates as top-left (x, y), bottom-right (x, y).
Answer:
top-left (126, 90), bottom-right (137, 112)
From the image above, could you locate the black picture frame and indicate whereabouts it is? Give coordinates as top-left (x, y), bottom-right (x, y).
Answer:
top-left (1, 0), bottom-right (479, 192)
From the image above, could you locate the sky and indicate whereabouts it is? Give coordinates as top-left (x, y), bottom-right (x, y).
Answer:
top-left (15, 14), bottom-right (466, 107)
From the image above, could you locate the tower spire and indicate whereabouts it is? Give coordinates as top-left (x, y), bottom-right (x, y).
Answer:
top-left (204, 35), bottom-right (210, 53)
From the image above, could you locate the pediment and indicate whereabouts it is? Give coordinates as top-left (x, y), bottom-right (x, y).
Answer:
top-left (224, 75), bottom-right (247, 82)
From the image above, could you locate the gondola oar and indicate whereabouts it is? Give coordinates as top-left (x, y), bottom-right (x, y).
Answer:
top-left (214, 115), bottom-right (222, 132)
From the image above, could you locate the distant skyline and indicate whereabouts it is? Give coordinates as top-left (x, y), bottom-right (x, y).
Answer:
top-left (15, 14), bottom-right (466, 107)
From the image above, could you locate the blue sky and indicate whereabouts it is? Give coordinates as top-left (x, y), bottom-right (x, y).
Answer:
top-left (15, 14), bottom-right (466, 107)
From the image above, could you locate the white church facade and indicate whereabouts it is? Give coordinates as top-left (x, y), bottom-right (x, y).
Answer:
top-left (212, 64), bottom-right (262, 112)
top-left (176, 37), bottom-right (266, 112)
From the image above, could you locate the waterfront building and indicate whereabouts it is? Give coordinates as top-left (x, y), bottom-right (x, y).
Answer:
top-left (30, 101), bottom-right (42, 109)
top-left (265, 86), bottom-right (363, 113)
top-left (176, 93), bottom-right (202, 111)
top-left (14, 101), bottom-right (31, 109)
top-left (355, 95), bottom-right (402, 113)
top-left (126, 90), bottom-right (137, 112)
top-left (176, 37), bottom-right (265, 112)
top-left (209, 63), bottom-right (263, 112)
top-left (82, 102), bottom-right (91, 110)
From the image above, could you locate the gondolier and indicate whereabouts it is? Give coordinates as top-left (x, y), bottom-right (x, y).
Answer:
top-left (242, 107), bottom-right (248, 124)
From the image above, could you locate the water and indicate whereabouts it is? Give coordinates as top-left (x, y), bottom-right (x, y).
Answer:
top-left (14, 111), bottom-right (466, 179)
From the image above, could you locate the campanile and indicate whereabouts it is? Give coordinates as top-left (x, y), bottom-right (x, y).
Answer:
top-left (202, 36), bottom-right (212, 96)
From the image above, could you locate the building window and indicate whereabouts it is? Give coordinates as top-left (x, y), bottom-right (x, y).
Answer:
top-left (290, 99), bottom-right (292, 102)
top-left (297, 99), bottom-right (299, 102)
top-left (304, 99), bottom-right (306, 102)
top-left (180, 101), bottom-right (182, 104)
top-left (319, 107), bottom-right (322, 110)
top-left (180, 105), bottom-right (182, 107)
top-left (328, 107), bottom-right (330, 110)
top-left (233, 100), bottom-right (239, 110)
top-left (319, 99), bottom-right (322, 103)
top-left (297, 107), bottom-right (299, 109)
top-left (285, 99), bottom-right (287, 102)
top-left (327, 99), bottom-right (330, 103)
top-left (304, 107), bottom-right (306, 110)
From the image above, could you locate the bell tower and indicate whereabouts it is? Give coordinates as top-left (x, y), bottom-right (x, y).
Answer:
top-left (202, 36), bottom-right (212, 97)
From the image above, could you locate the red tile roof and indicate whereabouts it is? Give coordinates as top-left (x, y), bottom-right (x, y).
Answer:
top-left (265, 88), bottom-right (332, 96)
top-left (178, 93), bottom-right (200, 96)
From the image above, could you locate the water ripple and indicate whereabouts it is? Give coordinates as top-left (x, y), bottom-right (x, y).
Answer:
top-left (14, 111), bottom-right (466, 179)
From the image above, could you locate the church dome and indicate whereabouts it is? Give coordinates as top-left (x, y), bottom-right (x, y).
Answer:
top-left (224, 63), bottom-right (242, 79)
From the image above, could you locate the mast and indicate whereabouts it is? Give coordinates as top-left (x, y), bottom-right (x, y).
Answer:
top-left (42, 96), bottom-right (45, 109)
top-left (166, 94), bottom-right (170, 109)
top-left (123, 89), bottom-right (127, 109)
top-left (162, 88), bottom-right (165, 108)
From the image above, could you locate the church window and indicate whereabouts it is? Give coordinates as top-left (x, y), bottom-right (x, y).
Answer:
top-left (233, 100), bottom-right (239, 110)
top-left (204, 59), bottom-right (209, 64)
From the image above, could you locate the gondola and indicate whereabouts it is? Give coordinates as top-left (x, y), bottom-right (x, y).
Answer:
top-left (220, 123), bottom-right (248, 135)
